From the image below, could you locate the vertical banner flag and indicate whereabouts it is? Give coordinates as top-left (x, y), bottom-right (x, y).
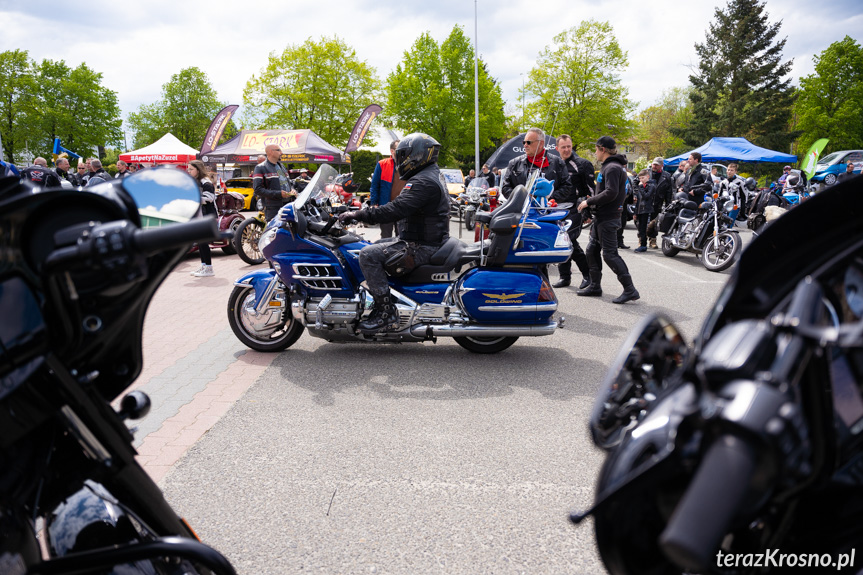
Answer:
top-left (800, 138), bottom-right (829, 179)
top-left (344, 104), bottom-right (382, 153)
top-left (52, 137), bottom-right (81, 162)
top-left (200, 105), bottom-right (239, 156)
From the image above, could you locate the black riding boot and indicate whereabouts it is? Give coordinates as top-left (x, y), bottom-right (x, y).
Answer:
top-left (359, 294), bottom-right (400, 333)
top-left (577, 271), bottom-right (603, 297)
top-left (612, 274), bottom-right (640, 304)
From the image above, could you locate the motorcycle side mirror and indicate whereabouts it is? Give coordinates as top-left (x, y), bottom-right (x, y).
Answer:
top-left (589, 314), bottom-right (688, 450)
top-left (122, 167), bottom-right (201, 228)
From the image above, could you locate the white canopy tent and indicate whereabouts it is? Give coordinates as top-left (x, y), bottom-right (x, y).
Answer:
top-left (119, 133), bottom-right (199, 165)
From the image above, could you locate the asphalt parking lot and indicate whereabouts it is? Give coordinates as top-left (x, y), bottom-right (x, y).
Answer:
top-left (136, 219), bottom-right (750, 574)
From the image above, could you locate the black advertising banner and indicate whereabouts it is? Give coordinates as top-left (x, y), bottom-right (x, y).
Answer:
top-left (200, 105), bottom-right (239, 155)
top-left (345, 104), bottom-right (381, 153)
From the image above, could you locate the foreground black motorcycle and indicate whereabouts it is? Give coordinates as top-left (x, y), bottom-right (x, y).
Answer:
top-left (657, 190), bottom-right (741, 272)
top-left (0, 171), bottom-right (236, 574)
top-left (573, 176), bottom-right (863, 574)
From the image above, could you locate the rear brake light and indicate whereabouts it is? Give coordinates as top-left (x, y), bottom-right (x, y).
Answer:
top-left (538, 278), bottom-right (556, 302)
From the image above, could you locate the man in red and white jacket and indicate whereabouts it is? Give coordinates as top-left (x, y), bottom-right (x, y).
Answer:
top-left (369, 140), bottom-right (405, 238)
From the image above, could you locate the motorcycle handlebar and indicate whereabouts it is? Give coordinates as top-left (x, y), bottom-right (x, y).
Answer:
top-left (659, 434), bottom-right (758, 572)
top-left (133, 218), bottom-right (221, 255)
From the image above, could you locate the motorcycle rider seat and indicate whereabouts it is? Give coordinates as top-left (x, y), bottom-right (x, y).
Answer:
top-left (403, 237), bottom-right (481, 283)
top-left (683, 200), bottom-right (699, 211)
top-left (677, 209), bottom-right (698, 222)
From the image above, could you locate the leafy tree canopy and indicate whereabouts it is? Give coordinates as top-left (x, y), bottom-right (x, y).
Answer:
top-left (795, 36), bottom-right (863, 155)
top-left (385, 25), bottom-right (506, 167)
top-left (523, 20), bottom-right (635, 153)
top-left (128, 66), bottom-right (233, 150)
top-left (243, 36), bottom-right (380, 149)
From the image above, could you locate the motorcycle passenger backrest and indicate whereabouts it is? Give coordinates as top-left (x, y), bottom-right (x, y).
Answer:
top-left (489, 186), bottom-right (528, 234)
top-left (215, 192), bottom-right (245, 212)
top-left (684, 200), bottom-right (699, 211)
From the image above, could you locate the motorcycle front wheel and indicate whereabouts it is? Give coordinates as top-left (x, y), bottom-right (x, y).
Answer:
top-left (227, 285), bottom-right (303, 351)
top-left (233, 217), bottom-right (266, 265)
top-left (661, 237), bottom-right (680, 257)
top-left (453, 336), bottom-right (518, 354)
top-left (700, 232), bottom-right (741, 272)
top-left (464, 209), bottom-right (476, 231)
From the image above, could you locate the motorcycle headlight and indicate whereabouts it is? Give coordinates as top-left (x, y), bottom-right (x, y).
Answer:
top-left (258, 227), bottom-right (278, 253)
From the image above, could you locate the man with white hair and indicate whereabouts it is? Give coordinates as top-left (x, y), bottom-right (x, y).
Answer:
top-left (114, 160), bottom-right (131, 178)
top-left (21, 157), bottom-right (61, 187)
top-left (86, 158), bottom-right (112, 186)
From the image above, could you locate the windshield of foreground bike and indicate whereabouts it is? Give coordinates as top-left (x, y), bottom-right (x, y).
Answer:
top-left (294, 164), bottom-right (339, 210)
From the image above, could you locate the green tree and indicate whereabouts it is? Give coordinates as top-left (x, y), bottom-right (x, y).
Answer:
top-left (523, 20), bottom-right (634, 153)
top-left (683, 0), bottom-right (797, 152)
top-left (243, 36), bottom-right (380, 148)
top-left (32, 59), bottom-right (122, 160)
top-left (795, 36), bottom-right (863, 155)
top-left (128, 67), bottom-right (232, 149)
top-left (385, 25), bottom-right (506, 166)
top-left (636, 87), bottom-right (692, 159)
top-left (0, 49), bottom-right (36, 163)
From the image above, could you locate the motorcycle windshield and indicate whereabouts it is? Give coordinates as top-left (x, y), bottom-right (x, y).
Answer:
top-left (293, 164), bottom-right (340, 211)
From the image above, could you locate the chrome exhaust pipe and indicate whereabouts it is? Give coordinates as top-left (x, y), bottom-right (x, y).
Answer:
top-left (410, 322), bottom-right (558, 338)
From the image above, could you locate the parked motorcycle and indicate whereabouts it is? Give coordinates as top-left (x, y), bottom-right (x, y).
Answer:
top-left (0, 170), bottom-right (236, 574)
top-left (325, 172), bottom-right (362, 209)
top-left (233, 209), bottom-right (267, 265)
top-left (658, 190), bottom-right (742, 272)
top-left (188, 191), bottom-right (245, 256)
top-left (572, 176), bottom-right (863, 575)
top-left (227, 165), bottom-right (571, 354)
top-left (460, 180), bottom-right (490, 232)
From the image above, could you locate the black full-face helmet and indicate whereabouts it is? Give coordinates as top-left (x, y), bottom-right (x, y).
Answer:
top-left (395, 133), bottom-right (441, 180)
top-left (745, 177), bottom-right (757, 191)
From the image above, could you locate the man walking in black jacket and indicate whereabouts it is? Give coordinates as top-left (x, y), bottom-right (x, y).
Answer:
top-left (576, 136), bottom-right (639, 304)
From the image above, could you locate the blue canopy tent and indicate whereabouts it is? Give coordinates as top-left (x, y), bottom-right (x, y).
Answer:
top-left (664, 137), bottom-right (797, 167)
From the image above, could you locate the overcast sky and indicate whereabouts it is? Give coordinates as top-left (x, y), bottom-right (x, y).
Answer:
top-left (3, 0), bottom-right (861, 146)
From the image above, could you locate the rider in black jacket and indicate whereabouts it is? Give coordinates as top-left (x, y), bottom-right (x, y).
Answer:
top-left (339, 133), bottom-right (450, 334)
top-left (682, 151), bottom-right (712, 205)
top-left (500, 128), bottom-right (571, 200)
top-left (253, 144), bottom-right (295, 221)
top-left (576, 136), bottom-right (639, 304)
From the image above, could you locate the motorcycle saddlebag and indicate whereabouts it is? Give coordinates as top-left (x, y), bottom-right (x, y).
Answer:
top-left (456, 267), bottom-right (556, 323)
top-left (658, 212), bottom-right (676, 233)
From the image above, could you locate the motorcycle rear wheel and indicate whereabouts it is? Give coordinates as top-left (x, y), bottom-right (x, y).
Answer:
top-left (661, 237), bottom-right (680, 257)
top-left (227, 285), bottom-right (302, 352)
top-left (233, 217), bottom-right (266, 265)
top-left (221, 218), bottom-right (242, 255)
top-left (700, 232), bottom-right (741, 272)
top-left (453, 336), bottom-right (518, 354)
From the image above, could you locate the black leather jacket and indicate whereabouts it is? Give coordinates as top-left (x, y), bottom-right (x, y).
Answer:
top-left (683, 163), bottom-right (712, 202)
top-left (586, 154), bottom-right (628, 221)
top-left (21, 165), bottom-right (61, 188)
top-left (554, 154), bottom-right (595, 203)
top-left (501, 153), bottom-right (571, 200)
top-left (357, 164), bottom-right (450, 246)
top-left (651, 169), bottom-right (674, 211)
top-left (253, 160), bottom-right (293, 209)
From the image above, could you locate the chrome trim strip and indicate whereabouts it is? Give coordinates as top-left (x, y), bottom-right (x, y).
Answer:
top-left (233, 278), bottom-right (254, 288)
top-left (255, 277), bottom-right (280, 315)
top-left (512, 250), bottom-right (570, 257)
top-left (477, 303), bottom-right (558, 312)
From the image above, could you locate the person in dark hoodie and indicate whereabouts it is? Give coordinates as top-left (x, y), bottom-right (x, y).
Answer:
top-left (576, 136), bottom-right (639, 304)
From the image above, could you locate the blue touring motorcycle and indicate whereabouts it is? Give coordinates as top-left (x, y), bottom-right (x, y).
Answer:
top-left (227, 165), bottom-right (571, 354)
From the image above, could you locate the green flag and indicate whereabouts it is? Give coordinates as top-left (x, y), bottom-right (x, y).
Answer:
top-left (801, 138), bottom-right (829, 178)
